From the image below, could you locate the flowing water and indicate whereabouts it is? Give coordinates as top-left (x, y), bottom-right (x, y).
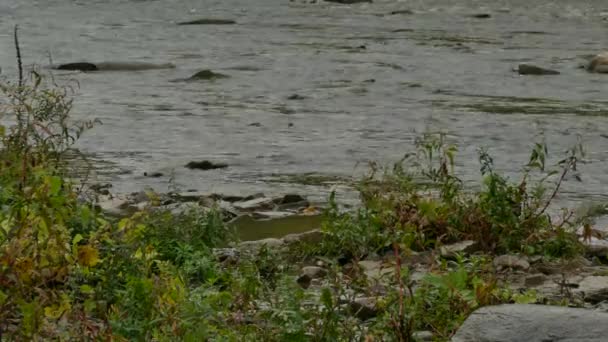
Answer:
top-left (2, 0), bottom-right (608, 209)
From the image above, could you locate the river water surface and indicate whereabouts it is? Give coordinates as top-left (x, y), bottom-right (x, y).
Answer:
top-left (2, 0), bottom-right (608, 209)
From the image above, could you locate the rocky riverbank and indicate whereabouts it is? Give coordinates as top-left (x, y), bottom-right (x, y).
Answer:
top-left (89, 183), bottom-right (608, 341)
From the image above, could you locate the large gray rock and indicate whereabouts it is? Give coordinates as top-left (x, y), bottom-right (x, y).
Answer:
top-left (452, 304), bottom-right (608, 342)
top-left (576, 276), bottom-right (608, 304)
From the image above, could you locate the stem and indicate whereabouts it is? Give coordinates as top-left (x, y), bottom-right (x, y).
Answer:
top-left (535, 160), bottom-right (570, 218)
top-left (14, 25), bottom-right (23, 89)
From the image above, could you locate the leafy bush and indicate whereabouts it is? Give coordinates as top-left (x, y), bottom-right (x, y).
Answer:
top-left (319, 132), bottom-right (584, 259)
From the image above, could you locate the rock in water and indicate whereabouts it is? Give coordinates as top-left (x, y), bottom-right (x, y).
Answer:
top-left (54, 62), bottom-right (175, 72)
top-left (177, 18), bottom-right (236, 25)
top-left (587, 53), bottom-right (608, 73)
top-left (56, 62), bottom-right (98, 71)
top-left (185, 160), bottom-right (228, 170)
top-left (452, 304), bottom-right (608, 342)
top-left (187, 70), bottom-right (229, 81)
top-left (324, 0), bottom-right (371, 4)
top-left (470, 13), bottom-right (492, 19)
top-left (517, 64), bottom-right (560, 75)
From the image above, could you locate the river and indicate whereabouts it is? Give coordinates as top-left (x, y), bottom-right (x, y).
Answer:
top-left (1, 0), bottom-right (608, 209)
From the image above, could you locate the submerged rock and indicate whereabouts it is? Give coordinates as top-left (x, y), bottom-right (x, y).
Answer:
top-left (177, 18), bottom-right (236, 25)
top-left (452, 304), bottom-right (608, 342)
top-left (517, 64), bottom-right (560, 75)
top-left (184, 160), bottom-right (228, 170)
top-left (587, 53), bottom-right (608, 73)
top-left (55, 61), bottom-right (175, 72)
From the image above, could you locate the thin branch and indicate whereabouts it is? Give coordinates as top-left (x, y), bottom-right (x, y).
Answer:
top-left (14, 25), bottom-right (23, 88)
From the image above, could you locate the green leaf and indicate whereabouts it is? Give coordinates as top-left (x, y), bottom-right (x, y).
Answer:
top-left (48, 176), bottom-right (62, 196)
top-left (0, 289), bottom-right (7, 306)
top-left (73, 234), bottom-right (84, 246)
top-left (80, 284), bottom-right (95, 294)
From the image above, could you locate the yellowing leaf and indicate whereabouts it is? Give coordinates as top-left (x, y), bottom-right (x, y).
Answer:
top-left (77, 245), bottom-right (100, 267)
top-left (44, 295), bottom-right (72, 319)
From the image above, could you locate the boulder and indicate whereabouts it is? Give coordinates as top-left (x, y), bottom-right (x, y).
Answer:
top-left (583, 238), bottom-right (608, 258)
top-left (493, 254), bottom-right (530, 271)
top-left (451, 304), bottom-right (608, 342)
top-left (517, 64), bottom-right (560, 75)
top-left (587, 53), bottom-right (608, 73)
top-left (177, 18), bottom-right (236, 25)
top-left (576, 276), bottom-right (608, 304)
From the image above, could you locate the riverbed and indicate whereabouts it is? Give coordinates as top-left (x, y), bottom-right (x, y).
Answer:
top-left (1, 0), bottom-right (608, 209)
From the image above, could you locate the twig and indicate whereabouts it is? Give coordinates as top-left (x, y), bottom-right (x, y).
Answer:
top-left (14, 25), bottom-right (23, 88)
